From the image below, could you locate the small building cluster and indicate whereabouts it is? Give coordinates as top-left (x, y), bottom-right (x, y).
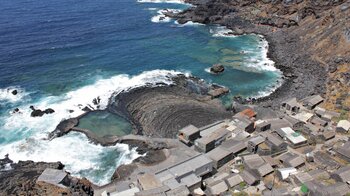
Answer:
top-left (84, 94), bottom-right (350, 196)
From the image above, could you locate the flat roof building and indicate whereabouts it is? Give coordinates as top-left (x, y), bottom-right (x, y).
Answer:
top-left (247, 136), bottom-right (265, 153)
top-left (336, 141), bottom-right (350, 163)
top-left (310, 116), bottom-right (328, 127)
top-left (292, 112), bottom-right (314, 123)
top-left (241, 170), bottom-right (259, 185)
top-left (337, 120), bottom-right (350, 133)
top-left (243, 154), bottom-right (273, 178)
top-left (301, 95), bottom-right (324, 110)
top-left (232, 114), bottom-right (255, 133)
top-left (177, 125), bottom-right (200, 145)
top-left (138, 173), bottom-right (162, 191)
top-left (206, 146), bottom-right (233, 169)
top-left (225, 174), bottom-right (244, 188)
top-left (279, 152), bottom-right (305, 168)
top-left (255, 120), bottom-right (271, 132)
top-left (331, 166), bottom-right (350, 183)
top-left (259, 132), bottom-right (288, 154)
top-left (205, 180), bottom-right (228, 195)
top-left (36, 168), bottom-right (69, 188)
top-left (222, 138), bottom-right (246, 152)
top-left (276, 167), bottom-right (298, 181)
top-left (240, 108), bottom-right (257, 119)
top-left (195, 127), bottom-right (230, 153)
top-left (281, 97), bottom-right (301, 113)
top-left (164, 185), bottom-right (190, 196)
top-left (277, 127), bottom-right (307, 147)
top-left (155, 154), bottom-right (214, 191)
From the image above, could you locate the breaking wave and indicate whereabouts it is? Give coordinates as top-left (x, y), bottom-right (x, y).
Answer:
top-left (174, 20), bottom-right (205, 27)
top-left (137, 0), bottom-right (187, 4)
top-left (151, 9), bottom-right (181, 23)
top-left (210, 26), bottom-right (238, 38)
top-left (0, 86), bottom-right (30, 104)
top-left (0, 70), bottom-right (183, 185)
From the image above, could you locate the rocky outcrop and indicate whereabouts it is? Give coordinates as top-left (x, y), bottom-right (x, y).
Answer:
top-left (210, 64), bottom-right (225, 74)
top-left (208, 86), bottom-right (229, 98)
top-left (30, 106), bottom-right (55, 117)
top-left (48, 118), bottom-right (78, 139)
top-left (0, 156), bottom-right (93, 195)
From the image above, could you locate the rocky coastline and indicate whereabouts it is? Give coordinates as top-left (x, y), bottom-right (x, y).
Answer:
top-left (173, 0), bottom-right (349, 114)
top-left (0, 155), bottom-right (94, 195)
top-left (3, 1), bottom-right (349, 194)
top-left (48, 74), bottom-right (232, 145)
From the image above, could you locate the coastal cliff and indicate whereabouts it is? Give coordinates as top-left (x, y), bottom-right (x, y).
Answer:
top-left (174, 0), bottom-right (350, 118)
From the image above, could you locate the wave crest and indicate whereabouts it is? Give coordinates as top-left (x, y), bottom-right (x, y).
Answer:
top-left (0, 69), bottom-right (183, 185)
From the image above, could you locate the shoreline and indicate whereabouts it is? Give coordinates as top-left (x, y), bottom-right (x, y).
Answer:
top-left (49, 74), bottom-right (232, 146)
top-left (173, 0), bottom-right (328, 108)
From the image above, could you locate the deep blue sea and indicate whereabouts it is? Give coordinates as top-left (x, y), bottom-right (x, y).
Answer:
top-left (0, 0), bottom-right (281, 185)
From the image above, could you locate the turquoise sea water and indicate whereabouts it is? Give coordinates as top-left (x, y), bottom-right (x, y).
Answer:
top-left (0, 0), bottom-right (281, 185)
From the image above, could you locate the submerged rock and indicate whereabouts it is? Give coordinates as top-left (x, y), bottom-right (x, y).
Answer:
top-left (210, 64), bottom-right (225, 74)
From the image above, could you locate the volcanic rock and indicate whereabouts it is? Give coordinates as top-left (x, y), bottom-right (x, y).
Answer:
top-left (108, 75), bottom-right (231, 138)
top-left (48, 118), bottom-right (79, 139)
top-left (210, 64), bottom-right (225, 74)
top-left (29, 106), bottom-right (55, 117)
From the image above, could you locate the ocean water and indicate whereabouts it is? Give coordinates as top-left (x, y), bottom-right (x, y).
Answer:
top-left (0, 0), bottom-right (281, 185)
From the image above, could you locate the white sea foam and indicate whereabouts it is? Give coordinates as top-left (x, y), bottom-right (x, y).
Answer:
top-left (244, 36), bottom-right (279, 72)
top-left (137, 0), bottom-right (187, 4)
top-left (204, 67), bottom-right (211, 73)
top-left (0, 163), bottom-right (12, 171)
top-left (174, 20), bottom-right (204, 27)
top-left (151, 9), bottom-right (181, 23)
top-left (0, 132), bottom-right (141, 185)
top-left (254, 76), bottom-right (283, 98)
top-left (210, 26), bottom-right (238, 38)
top-left (0, 86), bottom-right (30, 104)
top-left (0, 69), bottom-right (183, 185)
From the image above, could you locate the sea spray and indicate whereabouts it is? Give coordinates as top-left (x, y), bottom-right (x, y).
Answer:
top-left (210, 26), bottom-right (238, 38)
top-left (137, 0), bottom-right (187, 4)
top-left (151, 9), bottom-right (181, 23)
top-left (0, 86), bottom-right (30, 104)
top-left (0, 70), bottom-right (184, 185)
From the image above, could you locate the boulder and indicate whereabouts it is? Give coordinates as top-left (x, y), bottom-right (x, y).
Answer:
top-left (11, 90), bottom-right (18, 95)
top-left (92, 96), bottom-right (101, 105)
top-left (29, 106), bottom-right (55, 117)
top-left (44, 108), bottom-right (55, 114)
top-left (208, 87), bottom-right (229, 98)
top-left (13, 108), bottom-right (20, 114)
top-left (30, 110), bottom-right (45, 117)
top-left (210, 64), bottom-right (225, 74)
